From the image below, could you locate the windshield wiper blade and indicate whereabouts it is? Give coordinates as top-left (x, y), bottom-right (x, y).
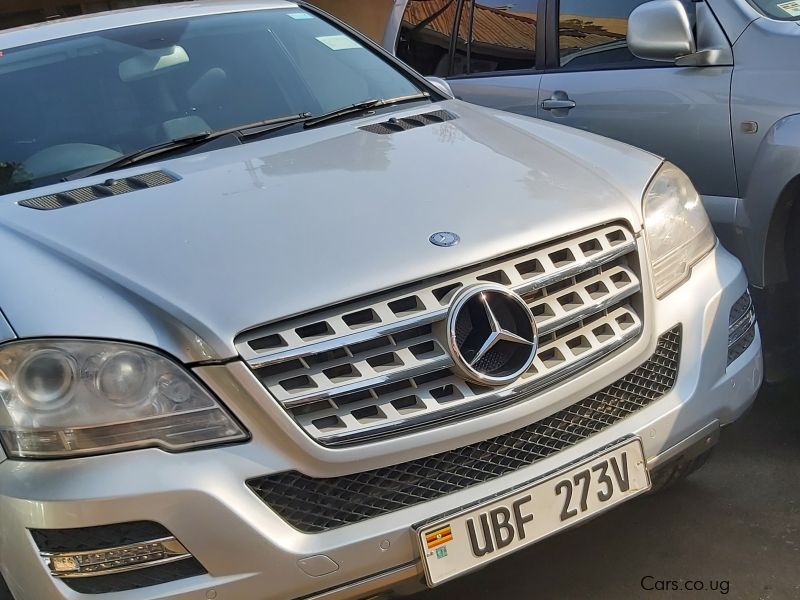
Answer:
top-left (61, 96), bottom-right (425, 183)
top-left (303, 93), bottom-right (430, 129)
top-left (234, 112), bottom-right (312, 139)
top-left (63, 112), bottom-right (312, 182)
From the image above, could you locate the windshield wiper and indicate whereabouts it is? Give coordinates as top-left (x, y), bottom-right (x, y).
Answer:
top-left (63, 112), bottom-right (312, 182)
top-left (303, 93), bottom-right (431, 129)
top-left (61, 93), bottom-right (429, 183)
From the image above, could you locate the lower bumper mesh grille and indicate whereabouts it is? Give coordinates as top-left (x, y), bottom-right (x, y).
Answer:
top-left (247, 327), bottom-right (681, 533)
top-left (31, 521), bottom-right (170, 553)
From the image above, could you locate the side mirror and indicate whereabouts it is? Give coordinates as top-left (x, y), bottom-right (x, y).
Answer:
top-left (628, 0), bottom-right (695, 63)
top-left (426, 76), bottom-right (454, 99)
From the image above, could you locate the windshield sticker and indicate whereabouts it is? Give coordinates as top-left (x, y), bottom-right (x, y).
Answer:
top-left (316, 35), bottom-right (362, 51)
top-left (777, 1), bottom-right (800, 15)
top-left (288, 12), bottom-right (314, 19)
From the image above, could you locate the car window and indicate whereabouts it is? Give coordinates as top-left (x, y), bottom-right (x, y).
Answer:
top-left (558, 0), bottom-right (693, 69)
top-left (397, 0), bottom-right (538, 76)
top-left (464, 0), bottom-right (538, 74)
top-left (747, 0), bottom-right (800, 20)
top-left (0, 9), bottom-right (423, 196)
top-left (397, 0), bottom-right (461, 76)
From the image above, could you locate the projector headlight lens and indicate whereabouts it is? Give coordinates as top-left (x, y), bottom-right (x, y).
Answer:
top-left (15, 350), bottom-right (76, 411)
top-left (96, 351), bottom-right (150, 406)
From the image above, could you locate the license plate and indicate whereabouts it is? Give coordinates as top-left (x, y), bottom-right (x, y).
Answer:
top-left (415, 438), bottom-right (650, 587)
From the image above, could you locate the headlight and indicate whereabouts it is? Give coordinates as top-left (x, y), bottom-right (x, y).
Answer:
top-left (0, 340), bottom-right (247, 458)
top-left (643, 163), bottom-right (716, 298)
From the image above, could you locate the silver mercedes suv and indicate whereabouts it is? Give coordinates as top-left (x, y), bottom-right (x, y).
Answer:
top-left (0, 2), bottom-right (762, 599)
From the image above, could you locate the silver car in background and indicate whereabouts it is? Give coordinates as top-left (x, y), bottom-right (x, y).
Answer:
top-left (0, 2), bottom-right (761, 599)
top-left (368, 0), bottom-right (800, 375)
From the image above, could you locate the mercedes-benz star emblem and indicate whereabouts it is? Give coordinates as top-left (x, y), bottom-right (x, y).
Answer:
top-left (430, 232), bottom-right (461, 248)
top-left (446, 284), bottom-right (538, 386)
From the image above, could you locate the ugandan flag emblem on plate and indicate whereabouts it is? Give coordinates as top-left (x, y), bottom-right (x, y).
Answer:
top-left (425, 524), bottom-right (453, 550)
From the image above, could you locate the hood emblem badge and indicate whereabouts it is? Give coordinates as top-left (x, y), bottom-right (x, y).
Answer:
top-left (430, 232), bottom-right (461, 248)
top-left (446, 284), bottom-right (538, 386)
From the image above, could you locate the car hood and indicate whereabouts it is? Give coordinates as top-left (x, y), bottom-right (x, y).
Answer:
top-left (0, 101), bottom-right (661, 362)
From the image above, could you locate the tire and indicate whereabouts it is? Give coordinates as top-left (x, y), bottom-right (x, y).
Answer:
top-left (768, 188), bottom-right (800, 381)
top-left (649, 448), bottom-right (714, 493)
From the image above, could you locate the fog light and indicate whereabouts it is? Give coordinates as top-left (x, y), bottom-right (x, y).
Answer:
top-left (728, 290), bottom-right (757, 366)
top-left (43, 537), bottom-right (192, 578)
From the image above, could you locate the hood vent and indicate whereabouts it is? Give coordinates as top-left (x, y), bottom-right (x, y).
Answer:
top-left (359, 110), bottom-right (456, 135)
top-left (18, 170), bottom-right (178, 211)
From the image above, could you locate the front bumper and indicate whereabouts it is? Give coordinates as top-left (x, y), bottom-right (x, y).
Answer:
top-left (0, 245), bottom-right (762, 600)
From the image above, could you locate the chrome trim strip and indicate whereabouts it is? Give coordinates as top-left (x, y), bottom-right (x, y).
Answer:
top-left (729, 294), bottom-right (753, 325)
top-left (513, 240), bottom-right (636, 296)
top-left (248, 309), bottom-right (447, 369)
top-left (317, 323), bottom-right (642, 446)
top-left (537, 282), bottom-right (640, 337)
top-left (51, 555), bottom-right (193, 579)
top-left (39, 536), bottom-right (179, 557)
top-left (728, 317), bottom-right (756, 348)
top-left (41, 536), bottom-right (192, 579)
top-left (282, 355), bottom-right (455, 409)
top-left (728, 302), bottom-right (756, 347)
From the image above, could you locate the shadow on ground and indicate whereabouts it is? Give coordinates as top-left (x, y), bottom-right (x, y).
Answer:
top-left (413, 382), bottom-right (800, 600)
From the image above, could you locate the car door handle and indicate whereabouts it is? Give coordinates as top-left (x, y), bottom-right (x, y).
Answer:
top-left (541, 98), bottom-right (576, 111)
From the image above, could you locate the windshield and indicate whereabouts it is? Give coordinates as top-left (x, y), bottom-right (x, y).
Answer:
top-left (0, 8), bottom-right (424, 195)
top-left (748, 0), bottom-right (800, 19)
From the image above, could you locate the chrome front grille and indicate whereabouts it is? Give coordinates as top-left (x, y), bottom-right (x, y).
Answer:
top-left (247, 327), bottom-right (681, 533)
top-left (235, 223), bottom-right (644, 445)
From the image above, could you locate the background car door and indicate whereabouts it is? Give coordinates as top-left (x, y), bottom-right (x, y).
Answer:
top-left (537, 0), bottom-right (737, 199)
top-left (396, 0), bottom-right (544, 118)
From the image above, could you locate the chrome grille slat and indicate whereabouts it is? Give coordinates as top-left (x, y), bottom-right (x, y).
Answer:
top-left (236, 224), bottom-right (645, 445)
top-left (532, 264), bottom-right (640, 336)
top-left (247, 310), bottom-right (448, 369)
top-left (512, 239), bottom-right (636, 297)
top-left (282, 355), bottom-right (455, 409)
